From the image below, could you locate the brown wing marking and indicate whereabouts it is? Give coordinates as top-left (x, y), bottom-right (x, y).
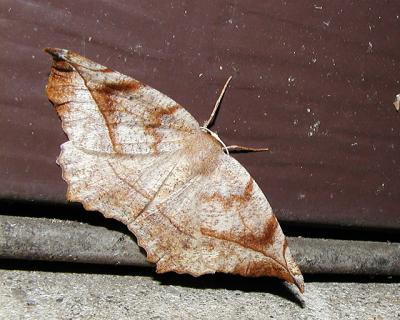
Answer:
top-left (199, 215), bottom-right (279, 266)
top-left (200, 178), bottom-right (253, 209)
top-left (143, 105), bottom-right (181, 153)
top-left (89, 80), bottom-right (142, 153)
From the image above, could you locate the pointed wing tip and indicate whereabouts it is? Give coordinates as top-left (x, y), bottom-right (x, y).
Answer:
top-left (44, 47), bottom-right (69, 60)
top-left (292, 274), bottom-right (305, 294)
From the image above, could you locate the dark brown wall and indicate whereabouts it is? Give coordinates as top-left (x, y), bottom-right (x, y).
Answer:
top-left (1, 1), bottom-right (399, 229)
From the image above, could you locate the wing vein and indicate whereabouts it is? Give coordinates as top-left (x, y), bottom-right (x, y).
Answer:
top-left (71, 66), bottom-right (121, 152)
top-left (130, 153), bottom-right (183, 223)
top-left (200, 227), bottom-right (287, 270)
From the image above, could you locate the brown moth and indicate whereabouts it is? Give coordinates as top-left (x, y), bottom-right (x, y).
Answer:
top-left (45, 48), bottom-right (304, 293)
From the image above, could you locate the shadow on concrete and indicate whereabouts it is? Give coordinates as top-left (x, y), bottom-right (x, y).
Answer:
top-left (154, 271), bottom-right (305, 307)
top-left (0, 259), bottom-right (305, 307)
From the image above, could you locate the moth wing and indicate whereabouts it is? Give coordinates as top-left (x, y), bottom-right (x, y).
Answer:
top-left (131, 151), bottom-right (304, 292)
top-left (46, 48), bottom-right (203, 243)
top-left (58, 140), bottom-right (185, 225)
top-left (45, 48), bottom-right (200, 155)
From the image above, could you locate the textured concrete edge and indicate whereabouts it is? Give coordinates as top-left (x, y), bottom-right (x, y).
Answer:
top-left (1, 270), bottom-right (400, 320)
top-left (1, 215), bottom-right (399, 275)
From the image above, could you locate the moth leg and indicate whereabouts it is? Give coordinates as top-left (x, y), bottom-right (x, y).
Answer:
top-left (203, 76), bottom-right (233, 128)
top-left (226, 145), bottom-right (269, 153)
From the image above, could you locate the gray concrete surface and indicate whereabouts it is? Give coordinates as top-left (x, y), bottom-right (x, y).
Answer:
top-left (1, 215), bottom-right (400, 275)
top-left (0, 269), bottom-right (399, 320)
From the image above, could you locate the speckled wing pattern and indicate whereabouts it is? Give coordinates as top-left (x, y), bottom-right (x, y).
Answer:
top-left (45, 48), bottom-right (304, 292)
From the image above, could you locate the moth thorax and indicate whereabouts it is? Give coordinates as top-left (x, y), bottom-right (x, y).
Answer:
top-left (184, 132), bottom-right (222, 176)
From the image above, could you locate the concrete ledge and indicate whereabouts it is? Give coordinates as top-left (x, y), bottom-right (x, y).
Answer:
top-left (1, 269), bottom-right (399, 319)
top-left (1, 215), bottom-right (399, 275)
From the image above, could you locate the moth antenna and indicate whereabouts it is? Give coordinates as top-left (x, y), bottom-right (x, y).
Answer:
top-left (226, 145), bottom-right (269, 153)
top-left (203, 76), bottom-right (233, 128)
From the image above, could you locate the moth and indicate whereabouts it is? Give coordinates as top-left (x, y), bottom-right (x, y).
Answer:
top-left (45, 48), bottom-right (304, 293)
